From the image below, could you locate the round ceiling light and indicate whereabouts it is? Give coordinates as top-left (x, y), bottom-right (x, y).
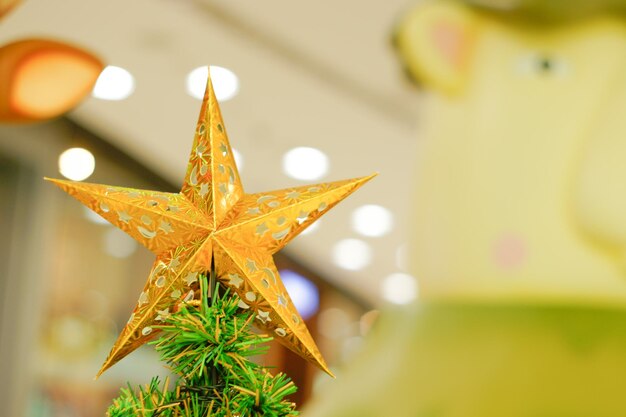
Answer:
top-left (186, 65), bottom-right (239, 102)
top-left (279, 269), bottom-right (320, 320)
top-left (382, 273), bottom-right (418, 305)
top-left (58, 147), bottom-right (95, 181)
top-left (282, 147), bottom-right (329, 181)
top-left (332, 238), bottom-right (371, 271)
top-left (351, 204), bottom-right (393, 237)
top-left (92, 65), bottom-right (135, 100)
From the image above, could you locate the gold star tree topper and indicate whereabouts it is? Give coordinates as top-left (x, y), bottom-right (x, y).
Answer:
top-left (47, 77), bottom-right (375, 377)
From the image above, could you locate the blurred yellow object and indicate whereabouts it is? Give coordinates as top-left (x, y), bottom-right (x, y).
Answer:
top-left (304, 304), bottom-right (626, 417)
top-left (393, 0), bottom-right (626, 306)
top-left (0, 39), bottom-right (103, 122)
top-left (306, 2), bottom-right (626, 416)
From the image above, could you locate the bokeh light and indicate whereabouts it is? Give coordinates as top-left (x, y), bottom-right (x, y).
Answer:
top-left (382, 272), bottom-right (418, 305)
top-left (282, 147), bottom-right (329, 181)
top-left (332, 238), bottom-right (371, 270)
top-left (186, 65), bottom-right (239, 101)
top-left (279, 269), bottom-right (320, 320)
top-left (351, 204), bottom-right (393, 237)
top-left (58, 147), bottom-right (95, 181)
top-left (92, 65), bottom-right (135, 100)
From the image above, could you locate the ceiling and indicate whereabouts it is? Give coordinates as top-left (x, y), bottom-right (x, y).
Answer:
top-left (1, 0), bottom-right (421, 305)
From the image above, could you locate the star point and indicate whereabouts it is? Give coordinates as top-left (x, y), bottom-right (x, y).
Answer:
top-left (47, 76), bottom-right (375, 378)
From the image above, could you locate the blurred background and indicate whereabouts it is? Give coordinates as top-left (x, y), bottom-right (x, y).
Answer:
top-left (5, 0), bottom-right (626, 416)
top-left (0, 0), bottom-right (417, 415)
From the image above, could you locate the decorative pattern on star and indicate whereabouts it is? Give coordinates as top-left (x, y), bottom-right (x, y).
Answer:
top-left (47, 76), bottom-right (375, 377)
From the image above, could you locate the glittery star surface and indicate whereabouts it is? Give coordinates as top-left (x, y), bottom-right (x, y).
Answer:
top-left (47, 77), bottom-right (375, 377)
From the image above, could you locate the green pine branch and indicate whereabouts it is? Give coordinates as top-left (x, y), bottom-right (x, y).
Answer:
top-left (106, 273), bottom-right (298, 417)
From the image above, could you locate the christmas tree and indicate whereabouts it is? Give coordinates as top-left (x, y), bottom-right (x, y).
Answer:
top-left (107, 271), bottom-right (299, 416)
top-left (47, 76), bottom-right (374, 416)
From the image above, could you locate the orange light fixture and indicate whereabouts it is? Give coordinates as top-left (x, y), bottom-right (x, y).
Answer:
top-left (0, 0), bottom-right (21, 18)
top-left (0, 39), bottom-right (103, 122)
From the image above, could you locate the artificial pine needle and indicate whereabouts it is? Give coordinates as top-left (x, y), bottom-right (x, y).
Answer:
top-left (106, 274), bottom-right (298, 417)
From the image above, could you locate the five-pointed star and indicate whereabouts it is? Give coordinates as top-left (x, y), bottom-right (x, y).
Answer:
top-left (47, 77), bottom-right (374, 377)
